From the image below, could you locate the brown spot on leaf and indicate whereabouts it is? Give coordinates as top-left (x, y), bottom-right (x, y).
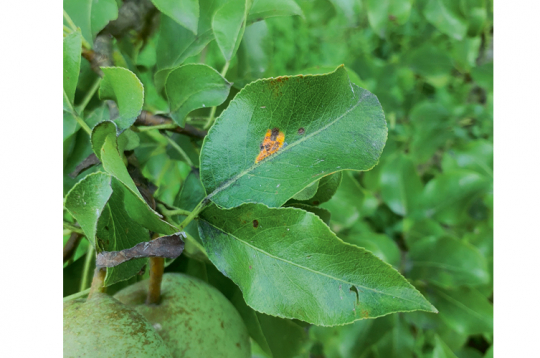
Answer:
top-left (236, 343), bottom-right (241, 348)
top-left (253, 220), bottom-right (259, 228)
top-left (312, 201), bottom-right (320, 205)
top-left (298, 127), bottom-right (305, 135)
top-left (255, 129), bottom-right (285, 163)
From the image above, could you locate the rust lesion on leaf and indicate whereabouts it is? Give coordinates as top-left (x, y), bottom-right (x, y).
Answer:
top-left (255, 128), bottom-right (285, 163)
top-left (268, 76), bottom-right (290, 96)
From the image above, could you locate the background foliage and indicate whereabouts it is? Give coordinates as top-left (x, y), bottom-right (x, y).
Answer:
top-left (63, 0), bottom-right (493, 357)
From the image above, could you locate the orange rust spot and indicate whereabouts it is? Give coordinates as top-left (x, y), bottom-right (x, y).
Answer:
top-left (255, 128), bottom-right (285, 163)
top-left (361, 309), bottom-right (370, 318)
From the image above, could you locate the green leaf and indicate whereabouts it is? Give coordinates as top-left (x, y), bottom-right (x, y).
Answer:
top-left (294, 66), bottom-right (366, 88)
top-left (155, 4), bottom-right (216, 71)
top-left (63, 0), bottom-right (118, 45)
top-left (433, 334), bottom-right (459, 358)
top-left (380, 153), bottom-right (423, 216)
top-left (408, 102), bottom-right (451, 164)
top-left (291, 181), bottom-right (318, 201)
top-left (63, 111), bottom-right (79, 142)
top-left (406, 45), bottom-right (454, 88)
top-left (288, 172), bottom-right (343, 207)
top-left (198, 203), bottom-right (436, 326)
top-left (231, 289), bottom-right (308, 358)
top-left (441, 140), bottom-right (493, 177)
top-left (374, 314), bottom-right (415, 358)
top-left (99, 67), bottom-right (144, 132)
top-left (427, 286), bottom-right (493, 336)
top-left (247, 0), bottom-right (303, 23)
top-left (235, 21), bottom-right (272, 88)
top-left (91, 122), bottom-right (177, 235)
top-left (165, 64), bottom-right (232, 127)
top-left (471, 62), bottom-right (493, 91)
top-left (421, 170), bottom-right (490, 225)
top-left (310, 315), bottom-right (394, 358)
top-left (342, 231), bottom-right (400, 268)
top-left (65, 172), bottom-right (113, 247)
top-left (320, 171), bottom-right (364, 232)
top-left (328, 0), bottom-right (361, 26)
top-left (365, 0), bottom-right (412, 37)
top-left (212, 0), bottom-right (252, 61)
top-left (151, 0), bottom-right (199, 34)
top-left (200, 66), bottom-right (387, 209)
top-left (423, 0), bottom-right (467, 40)
top-left (63, 29), bottom-right (82, 111)
top-left (97, 178), bottom-right (150, 286)
top-left (285, 203), bottom-right (331, 225)
top-left (409, 236), bottom-right (489, 288)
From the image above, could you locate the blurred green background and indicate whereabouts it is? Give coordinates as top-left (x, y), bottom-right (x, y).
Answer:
top-left (64, 0), bottom-right (493, 357)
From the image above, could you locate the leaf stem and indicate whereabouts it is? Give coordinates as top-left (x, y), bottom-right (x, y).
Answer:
top-left (62, 10), bottom-right (91, 49)
top-left (220, 60), bottom-right (230, 77)
top-left (63, 288), bottom-right (91, 302)
top-left (136, 123), bottom-right (178, 132)
top-left (177, 198), bottom-right (210, 231)
top-left (63, 10), bottom-right (78, 32)
top-left (79, 245), bottom-right (94, 292)
top-left (157, 203), bottom-right (191, 217)
top-left (76, 77), bottom-right (101, 114)
top-left (74, 113), bottom-right (92, 135)
top-left (63, 222), bottom-right (84, 235)
top-left (164, 134), bottom-right (194, 167)
top-left (203, 61), bottom-right (230, 130)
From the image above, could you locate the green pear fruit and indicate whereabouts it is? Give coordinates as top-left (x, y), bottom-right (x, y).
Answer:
top-left (64, 293), bottom-right (172, 358)
top-left (114, 273), bottom-right (250, 358)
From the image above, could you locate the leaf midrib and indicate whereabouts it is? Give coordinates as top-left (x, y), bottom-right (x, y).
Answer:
top-left (206, 220), bottom-right (427, 306)
top-left (207, 87), bottom-right (369, 201)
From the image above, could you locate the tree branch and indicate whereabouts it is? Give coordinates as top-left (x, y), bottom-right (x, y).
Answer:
top-left (63, 233), bottom-right (84, 263)
top-left (136, 111), bottom-right (207, 139)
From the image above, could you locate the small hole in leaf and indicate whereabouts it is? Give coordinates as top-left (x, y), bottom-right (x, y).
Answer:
top-left (349, 286), bottom-right (360, 303)
top-left (253, 220), bottom-right (259, 228)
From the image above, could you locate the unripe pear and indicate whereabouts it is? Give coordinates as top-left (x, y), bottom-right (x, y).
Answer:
top-left (114, 273), bottom-right (250, 358)
top-left (63, 293), bottom-right (172, 357)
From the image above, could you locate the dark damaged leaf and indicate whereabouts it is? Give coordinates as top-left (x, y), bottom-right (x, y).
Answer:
top-left (96, 233), bottom-right (185, 267)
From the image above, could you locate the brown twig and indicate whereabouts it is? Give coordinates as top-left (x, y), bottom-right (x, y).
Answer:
top-left (136, 111), bottom-right (207, 139)
top-left (87, 267), bottom-right (107, 299)
top-left (63, 233), bottom-right (84, 263)
top-left (146, 256), bottom-right (165, 305)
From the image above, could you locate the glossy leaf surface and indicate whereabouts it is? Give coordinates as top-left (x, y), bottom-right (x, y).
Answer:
top-left (409, 236), bottom-right (489, 288)
top-left (97, 178), bottom-right (149, 285)
top-left (151, 0), bottom-right (199, 34)
top-left (63, 0), bottom-right (118, 45)
top-left (99, 67), bottom-right (144, 132)
top-left (155, 0), bottom-right (217, 71)
top-left (198, 203), bottom-right (436, 326)
top-left (212, 0), bottom-right (251, 61)
top-left (423, 0), bottom-right (467, 40)
top-left (427, 287), bottom-right (493, 336)
top-left (91, 122), bottom-right (177, 235)
top-left (65, 172), bottom-right (113, 247)
top-left (165, 64), bottom-right (231, 126)
top-left (200, 66), bottom-right (387, 209)
top-left (63, 30), bottom-right (82, 111)
top-left (247, 0), bottom-right (303, 23)
top-left (380, 153), bottom-right (423, 216)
